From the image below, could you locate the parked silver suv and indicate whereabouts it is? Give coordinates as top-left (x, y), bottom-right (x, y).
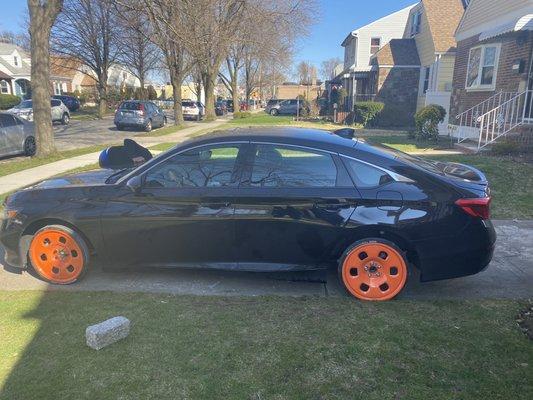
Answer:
top-left (7, 99), bottom-right (70, 125)
top-left (114, 100), bottom-right (167, 132)
top-left (0, 112), bottom-right (36, 158)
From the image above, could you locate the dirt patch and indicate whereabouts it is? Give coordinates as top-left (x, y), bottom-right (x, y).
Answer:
top-left (517, 302), bottom-right (533, 340)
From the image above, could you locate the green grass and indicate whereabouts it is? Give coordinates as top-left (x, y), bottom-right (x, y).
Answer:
top-left (426, 154), bottom-right (533, 219)
top-left (0, 145), bottom-right (106, 178)
top-left (149, 142), bottom-right (177, 152)
top-left (365, 134), bottom-right (455, 152)
top-left (70, 107), bottom-right (113, 121)
top-left (227, 113), bottom-right (343, 130)
top-left (136, 124), bottom-right (187, 137)
top-left (0, 291), bottom-right (531, 400)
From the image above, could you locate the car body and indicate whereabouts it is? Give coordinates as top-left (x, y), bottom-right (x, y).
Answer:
top-left (0, 112), bottom-right (36, 158)
top-left (52, 95), bottom-right (80, 112)
top-left (114, 100), bottom-right (166, 132)
top-left (266, 99), bottom-right (309, 116)
top-left (215, 100), bottom-right (227, 116)
top-left (225, 99), bottom-right (235, 113)
top-left (7, 99), bottom-right (70, 124)
top-left (0, 127), bottom-right (496, 300)
top-left (182, 100), bottom-right (204, 120)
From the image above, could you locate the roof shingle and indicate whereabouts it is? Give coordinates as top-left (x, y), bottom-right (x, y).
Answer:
top-left (372, 39), bottom-right (421, 66)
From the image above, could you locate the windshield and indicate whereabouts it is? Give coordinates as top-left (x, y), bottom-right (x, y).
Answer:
top-left (119, 102), bottom-right (142, 110)
top-left (16, 100), bottom-right (33, 109)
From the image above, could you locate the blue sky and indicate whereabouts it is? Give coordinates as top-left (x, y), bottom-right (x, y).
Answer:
top-left (1, 0), bottom-right (416, 67)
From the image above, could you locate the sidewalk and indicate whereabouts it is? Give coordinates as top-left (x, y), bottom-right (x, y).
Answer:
top-left (0, 120), bottom-right (227, 195)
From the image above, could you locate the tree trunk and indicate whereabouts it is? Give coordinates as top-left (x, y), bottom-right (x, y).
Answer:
top-left (231, 79), bottom-right (239, 116)
top-left (29, 1), bottom-right (60, 158)
top-left (203, 71), bottom-right (216, 121)
top-left (173, 81), bottom-right (183, 125)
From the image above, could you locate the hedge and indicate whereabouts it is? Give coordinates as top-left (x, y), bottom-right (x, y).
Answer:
top-left (353, 101), bottom-right (384, 127)
top-left (414, 104), bottom-right (447, 140)
top-left (0, 94), bottom-right (21, 110)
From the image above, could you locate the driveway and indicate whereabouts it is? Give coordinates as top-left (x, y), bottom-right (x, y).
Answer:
top-left (1, 220), bottom-right (531, 299)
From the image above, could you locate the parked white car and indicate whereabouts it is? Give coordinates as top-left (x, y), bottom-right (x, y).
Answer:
top-left (7, 99), bottom-right (70, 125)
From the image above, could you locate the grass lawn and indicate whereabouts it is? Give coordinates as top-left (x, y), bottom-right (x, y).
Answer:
top-left (364, 134), bottom-right (455, 152)
top-left (0, 291), bottom-right (530, 400)
top-left (136, 124), bottom-right (187, 137)
top-left (70, 107), bottom-right (113, 121)
top-left (228, 113), bottom-right (343, 130)
top-left (0, 145), bottom-right (106, 178)
top-left (427, 154), bottom-right (533, 219)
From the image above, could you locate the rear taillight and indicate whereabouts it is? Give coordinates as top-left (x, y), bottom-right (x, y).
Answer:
top-left (139, 103), bottom-right (145, 116)
top-left (455, 197), bottom-right (491, 219)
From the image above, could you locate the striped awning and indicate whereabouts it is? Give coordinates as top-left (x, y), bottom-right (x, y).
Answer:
top-left (479, 14), bottom-right (533, 40)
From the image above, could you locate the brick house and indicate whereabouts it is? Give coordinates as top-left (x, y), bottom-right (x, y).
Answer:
top-left (449, 0), bottom-right (533, 149)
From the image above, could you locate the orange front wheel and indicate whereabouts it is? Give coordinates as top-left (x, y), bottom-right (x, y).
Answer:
top-left (28, 225), bottom-right (89, 284)
top-left (339, 239), bottom-right (408, 301)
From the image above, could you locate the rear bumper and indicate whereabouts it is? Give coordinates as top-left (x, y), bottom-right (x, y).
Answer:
top-left (416, 219), bottom-right (496, 282)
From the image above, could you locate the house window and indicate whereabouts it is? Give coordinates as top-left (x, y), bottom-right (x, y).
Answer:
top-left (466, 44), bottom-right (500, 90)
top-left (0, 80), bottom-right (8, 94)
top-left (410, 11), bottom-right (421, 36)
top-left (423, 66), bottom-right (431, 93)
top-left (54, 82), bottom-right (62, 95)
top-left (370, 38), bottom-right (381, 56)
top-left (13, 56), bottom-right (19, 66)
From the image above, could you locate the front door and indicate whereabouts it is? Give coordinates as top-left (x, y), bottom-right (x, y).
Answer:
top-left (232, 143), bottom-right (359, 270)
top-left (100, 143), bottom-right (247, 268)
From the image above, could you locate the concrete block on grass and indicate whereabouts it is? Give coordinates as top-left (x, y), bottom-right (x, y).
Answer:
top-left (86, 316), bottom-right (130, 350)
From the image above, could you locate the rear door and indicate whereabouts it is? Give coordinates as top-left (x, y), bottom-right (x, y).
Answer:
top-left (0, 115), bottom-right (8, 156)
top-left (232, 142), bottom-right (360, 270)
top-left (51, 99), bottom-right (62, 121)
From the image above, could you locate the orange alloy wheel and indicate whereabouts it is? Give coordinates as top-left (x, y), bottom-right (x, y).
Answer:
top-left (29, 227), bottom-right (86, 284)
top-left (340, 240), bottom-right (407, 301)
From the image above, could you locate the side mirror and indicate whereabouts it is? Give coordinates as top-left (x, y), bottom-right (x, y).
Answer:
top-left (126, 175), bottom-right (143, 194)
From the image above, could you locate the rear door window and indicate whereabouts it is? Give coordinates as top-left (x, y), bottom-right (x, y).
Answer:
top-left (51, 99), bottom-right (61, 107)
top-left (0, 114), bottom-right (17, 128)
top-left (246, 144), bottom-right (338, 188)
top-left (120, 102), bottom-right (141, 110)
top-left (343, 158), bottom-right (393, 188)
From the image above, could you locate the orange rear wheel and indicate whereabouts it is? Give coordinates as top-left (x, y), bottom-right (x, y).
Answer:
top-left (28, 225), bottom-right (88, 284)
top-left (339, 240), bottom-right (407, 301)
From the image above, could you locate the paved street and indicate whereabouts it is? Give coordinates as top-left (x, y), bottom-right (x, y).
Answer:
top-left (1, 220), bottom-right (532, 300)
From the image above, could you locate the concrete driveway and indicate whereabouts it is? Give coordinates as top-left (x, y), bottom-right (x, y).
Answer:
top-left (1, 220), bottom-right (532, 299)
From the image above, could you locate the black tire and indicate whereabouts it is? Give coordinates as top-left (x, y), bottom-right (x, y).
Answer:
top-left (23, 136), bottom-right (36, 156)
top-left (61, 113), bottom-right (70, 125)
top-left (28, 224), bottom-right (90, 285)
top-left (116, 124), bottom-right (124, 131)
top-left (270, 109), bottom-right (278, 116)
top-left (162, 116), bottom-right (167, 127)
top-left (145, 119), bottom-right (152, 132)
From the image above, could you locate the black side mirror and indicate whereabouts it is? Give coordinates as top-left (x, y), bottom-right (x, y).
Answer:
top-left (126, 175), bottom-right (143, 194)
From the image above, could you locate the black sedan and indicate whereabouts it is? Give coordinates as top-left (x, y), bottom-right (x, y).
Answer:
top-left (0, 128), bottom-right (496, 300)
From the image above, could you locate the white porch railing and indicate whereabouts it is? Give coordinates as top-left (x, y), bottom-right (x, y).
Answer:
top-left (477, 89), bottom-right (532, 149)
top-left (455, 91), bottom-right (517, 143)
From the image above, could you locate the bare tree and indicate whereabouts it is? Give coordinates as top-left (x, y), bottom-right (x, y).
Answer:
top-left (28, 0), bottom-right (63, 157)
top-left (296, 61), bottom-right (317, 85)
top-left (115, 9), bottom-right (160, 95)
top-left (320, 57), bottom-right (342, 81)
top-left (52, 0), bottom-right (120, 118)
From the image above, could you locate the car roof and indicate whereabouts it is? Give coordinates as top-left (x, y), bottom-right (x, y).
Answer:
top-left (181, 127), bottom-right (358, 153)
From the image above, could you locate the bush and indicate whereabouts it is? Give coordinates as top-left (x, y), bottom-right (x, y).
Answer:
top-left (414, 104), bottom-right (446, 141)
top-left (233, 111), bottom-right (252, 119)
top-left (0, 94), bottom-right (21, 110)
top-left (353, 101), bottom-right (385, 127)
top-left (491, 141), bottom-right (520, 155)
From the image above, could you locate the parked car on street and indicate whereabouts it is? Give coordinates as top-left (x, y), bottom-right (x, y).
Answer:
top-left (7, 99), bottom-right (70, 125)
top-left (0, 112), bottom-right (36, 158)
top-left (52, 95), bottom-right (80, 112)
top-left (1, 127), bottom-right (495, 301)
top-left (182, 100), bottom-right (204, 120)
top-left (215, 100), bottom-right (227, 116)
top-left (114, 100), bottom-right (166, 132)
top-left (225, 99), bottom-right (235, 113)
top-left (266, 99), bottom-right (309, 116)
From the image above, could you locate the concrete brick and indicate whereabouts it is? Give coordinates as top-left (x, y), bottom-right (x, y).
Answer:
top-left (86, 316), bottom-right (130, 350)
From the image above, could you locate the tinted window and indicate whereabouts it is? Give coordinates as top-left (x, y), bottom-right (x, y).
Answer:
top-left (18, 100), bottom-right (32, 109)
top-left (120, 102), bottom-right (142, 110)
top-left (51, 100), bottom-right (61, 107)
top-left (247, 144), bottom-right (337, 188)
top-left (145, 145), bottom-right (242, 188)
top-left (182, 101), bottom-right (196, 107)
top-left (344, 158), bottom-right (392, 188)
top-left (0, 114), bottom-right (17, 128)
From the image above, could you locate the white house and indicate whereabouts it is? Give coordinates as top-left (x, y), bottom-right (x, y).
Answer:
top-left (340, 4), bottom-right (416, 108)
top-left (0, 43), bottom-right (31, 97)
